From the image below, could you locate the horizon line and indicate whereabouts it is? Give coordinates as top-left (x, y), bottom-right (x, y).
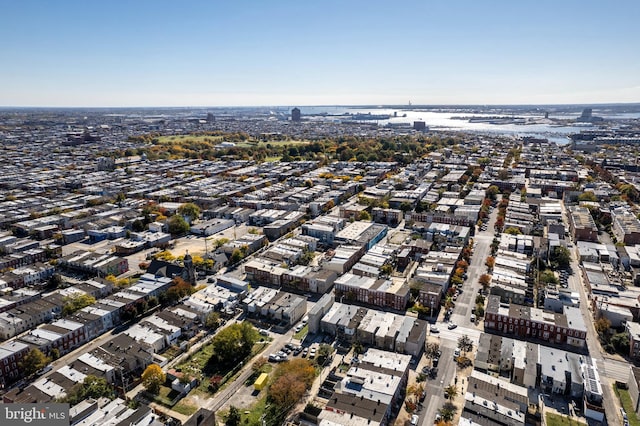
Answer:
top-left (1, 101), bottom-right (640, 110)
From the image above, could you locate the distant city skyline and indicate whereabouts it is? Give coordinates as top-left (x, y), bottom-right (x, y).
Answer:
top-left (1, 0), bottom-right (639, 107)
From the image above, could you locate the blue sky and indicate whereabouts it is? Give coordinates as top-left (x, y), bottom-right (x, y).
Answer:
top-left (1, 0), bottom-right (639, 106)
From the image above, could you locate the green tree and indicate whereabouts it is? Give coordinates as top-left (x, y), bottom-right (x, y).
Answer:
top-left (20, 348), bottom-right (50, 377)
top-left (357, 210), bottom-right (371, 221)
top-left (551, 246), bottom-right (571, 268)
top-left (399, 201), bottom-right (413, 213)
top-left (444, 384), bottom-right (458, 400)
top-left (47, 273), bottom-right (63, 290)
top-left (298, 250), bottom-right (315, 266)
top-left (612, 332), bottom-right (630, 353)
top-left (62, 293), bottom-right (97, 316)
top-left (380, 264), bottom-right (393, 276)
top-left (352, 341), bottom-right (364, 355)
top-left (142, 364), bottom-right (165, 395)
top-left (230, 248), bottom-right (244, 264)
top-left (458, 335), bottom-right (473, 355)
top-left (438, 402), bottom-right (457, 422)
top-left (504, 227), bottom-right (521, 235)
top-left (64, 375), bottom-right (115, 405)
top-left (80, 375), bottom-right (114, 400)
top-left (211, 322), bottom-right (258, 367)
top-left (206, 311), bottom-right (220, 330)
top-left (539, 270), bottom-right (558, 285)
top-left (595, 317), bottom-right (611, 336)
top-left (425, 342), bottom-right (440, 364)
top-left (225, 406), bottom-right (241, 426)
top-left (168, 214), bottom-right (190, 235)
top-left (578, 191), bottom-right (598, 202)
top-left (49, 348), bottom-right (60, 361)
top-left (316, 343), bottom-right (333, 365)
top-left (213, 237), bottom-right (230, 248)
top-left (486, 185), bottom-right (500, 200)
top-left (178, 203), bottom-right (201, 222)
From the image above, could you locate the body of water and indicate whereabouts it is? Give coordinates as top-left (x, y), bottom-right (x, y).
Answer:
top-left (299, 106), bottom-right (640, 145)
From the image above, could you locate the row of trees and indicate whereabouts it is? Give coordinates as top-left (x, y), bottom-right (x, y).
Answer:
top-left (207, 321), bottom-right (259, 374)
top-left (122, 132), bottom-right (463, 165)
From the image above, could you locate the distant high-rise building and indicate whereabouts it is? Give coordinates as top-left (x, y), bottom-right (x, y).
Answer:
top-left (413, 121), bottom-right (427, 131)
top-left (291, 107), bottom-right (301, 122)
top-left (577, 108), bottom-right (603, 123)
top-left (206, 112), bottom-right (215, 123)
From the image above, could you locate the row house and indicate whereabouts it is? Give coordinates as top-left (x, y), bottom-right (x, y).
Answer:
top-left (612, 208), bottom-right (640, 245)
top-left (334, 273), bottom-right (410, 311)
top-left (10, 262), bottom-right (55, 287)
top-left (405, 211), bottom-right (473, 227)
top-left (484, 296), bottom-right (586, 348)
top-left (0, 340), bottom-right (30, 388)
top-left (90, 334), bottom-right (154, 392)
top-left (0, 248), bottom-right (47, 271)
top-left (372, 208), bottom-right (403, 226)
top-left (280, 265), bottom-right (337, 294)
top-left (567, 206), bottom-right (598, 242)
top-left (0, 298), bottom-right (59, 340)
top-left (244, 258), bottom-right (287, 287)
top-left (59, 250), bottom-right (129, 277)
top-left (17, 318), bottom-right (87, 357)
top-left (324, 244), bottom-right (366, 274)
top-left (325, 348), bottom-right (411, 426)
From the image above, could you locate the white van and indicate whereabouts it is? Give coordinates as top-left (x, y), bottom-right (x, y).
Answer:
top-left (470, 314), bottom-right (476, 322)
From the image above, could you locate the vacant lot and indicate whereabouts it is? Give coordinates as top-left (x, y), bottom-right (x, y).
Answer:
top-left (545, 413), bottom-right (586, 426)
top-left (615, 385), bottom-right (640, 426)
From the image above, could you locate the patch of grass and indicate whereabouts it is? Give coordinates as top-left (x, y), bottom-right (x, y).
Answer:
top-left (614, 385), bottom-right (640, 426)
top-left (294, 324), bottom-right (308, 340)
top-left (152, 385), bottom-right (182, 407)
top-left (545, 413), bottom-right (586, 426)
top-left (264, 156), bottom-right (282, 162)
top-left (172, 401), bottom-right (198, 416)
top-left (219, 395), bottom-right (269, 426)
top-left (259, 139), bottom-right (310, 146)
top-left (163, 345), bottom-right (182, 361)
top-left (176, 340), bottom-right (215, 373)
top-left (192, 340), bottom-right (272, 394)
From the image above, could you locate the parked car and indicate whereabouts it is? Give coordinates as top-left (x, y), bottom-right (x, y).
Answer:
top-left (410, 414), bottom-right (419, 425)
top-left (430, 326), bottom-right (439, 334)
top-left (448, 322), bottom-right (457, 330)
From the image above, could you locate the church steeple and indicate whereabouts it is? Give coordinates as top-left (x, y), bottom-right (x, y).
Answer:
top-left (183, 250), bottom-right (196, 285)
